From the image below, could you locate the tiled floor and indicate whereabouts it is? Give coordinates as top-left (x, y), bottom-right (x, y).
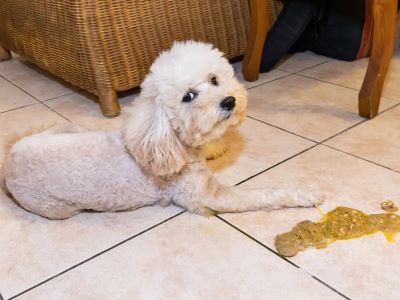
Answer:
top-left (1, 44), bottom-right (400, 300)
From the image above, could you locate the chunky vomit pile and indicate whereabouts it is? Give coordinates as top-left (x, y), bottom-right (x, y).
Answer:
top-left (275, 205), bottom-right (400, 257)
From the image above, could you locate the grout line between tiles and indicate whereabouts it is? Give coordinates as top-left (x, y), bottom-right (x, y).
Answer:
top-left (0, 75), bottom-right (42, 104)
top-left (294, 73), bottom-right (400, 103)
top-left (38, 101), bottom-right (72, 123)
top-left (216, 215), bottom-right (299, 266)
top-left (377, 101), bottom-right (400, 114)
top-left (0, 103), bottom-right (37, 115)
top-left (40, 90), bottom-right (79, 102)
top-left (319, 101), bottom-right (400, 144)
top-left (237, 101), bottom-right (400, 189)
top-left (9, 210), bottom-right (185, 300)
top-left (322, 144), bottom-right (400, 175)
top-left (245, 74), bottom-right (400, 149)
top-left (216, 216), bottom-right (350, 300)
top-left (318, 121), bottom-right (367, 144)
top-left (0, 73), bottom-right (80, 103)
top-left (243, 100), bottom-right (400, 187)
top-left (237, 116), bottom-right (400, 191)
top-left (246, 72), bottom-right (293, 91)
top-left (277, 57), bottom-right (334, 74)
top-left (318, 102), bottom-right (400, 175)
top-left (246, 115), bottom-right (318, 143)
top-left (310, 276), bottom-right (351, 300)
top-left (0, 73), bottom-right (76, 122)
top-left (295, 73), bottom-right (361, 92)
top-left (234, 143), bottom-right (319, 186)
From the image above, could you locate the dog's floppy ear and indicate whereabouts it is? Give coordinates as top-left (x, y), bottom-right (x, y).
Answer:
top-left (123, 94), bottom-right (190, 177)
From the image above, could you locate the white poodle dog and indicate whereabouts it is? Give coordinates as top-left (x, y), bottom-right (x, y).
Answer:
top-left (3, 41), bottom-right (322, 219)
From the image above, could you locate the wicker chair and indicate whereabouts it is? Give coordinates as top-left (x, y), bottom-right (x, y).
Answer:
top-left (0, 1), bottom-right (252, 117)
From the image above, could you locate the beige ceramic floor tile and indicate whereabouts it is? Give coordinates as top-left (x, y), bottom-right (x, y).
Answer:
top-left (208, 117), bottom-right (314, 186)
top-left (0, 58), bottom-right (78, 101)
top-left (325, 104), bottom-right (400, 172)
top-left (17, 213), bottom-right (341, 300)
top-left (0, 190), bottom-right (181, 299)
top-left (246, 74), bottom-right (398, 141)
top-left (276, 51), bottom-right (333, 73)
top-left (222, 145), bottom-right (400, 300)
top-left (298, 48), bottom-right (400, 101)
top-left (0, 104), bottom-right (68, 163)
top-left (298, 58), bottom-right (367, 89)
top-left (45, 91), bottom-right (137, 130)
top-left (233, 62), bottom-right (290, 89)
top-left (0, 77), bottom-right (36, 113)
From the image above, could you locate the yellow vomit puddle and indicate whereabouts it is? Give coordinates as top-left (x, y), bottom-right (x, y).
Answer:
top-left (275, 206), bottom-right (400, 257)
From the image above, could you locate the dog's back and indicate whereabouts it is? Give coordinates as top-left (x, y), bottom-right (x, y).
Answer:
top-left (3, 130), bottom-right (159, 219)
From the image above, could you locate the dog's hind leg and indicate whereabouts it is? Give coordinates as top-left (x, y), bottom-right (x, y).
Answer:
top-left (15, 196), bottom-right (82, 220)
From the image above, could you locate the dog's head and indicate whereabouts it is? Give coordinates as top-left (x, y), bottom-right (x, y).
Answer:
top-left (124, 41), bottom-right (247, 177)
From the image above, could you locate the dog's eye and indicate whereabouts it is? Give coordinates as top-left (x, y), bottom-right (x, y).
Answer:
top-left (182, 91), bottom-right (197, 103)
top-left (210, 76), bottom-right (218, 86)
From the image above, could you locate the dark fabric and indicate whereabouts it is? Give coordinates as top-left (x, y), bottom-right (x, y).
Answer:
top-left (303, 0), bottom-right (366, 61)
top-left (260, 0), bottom-right (373, 72)
top-left (260, 0), bottom-right (319, 72)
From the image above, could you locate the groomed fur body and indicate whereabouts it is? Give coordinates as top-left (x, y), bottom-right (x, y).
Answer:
top-left (4, 130), bottom-right (160, 219)
top-left (3, 41), bottom-right (322, 219)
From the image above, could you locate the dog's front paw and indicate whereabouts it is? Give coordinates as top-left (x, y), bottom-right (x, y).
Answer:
top-left (285, 189), bottom-right (325, 208)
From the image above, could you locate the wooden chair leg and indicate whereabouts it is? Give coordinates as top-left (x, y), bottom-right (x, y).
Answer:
top-left (242, 0), bottom-right (269, 82)
top-left (0, 46), bottom-right (11, 61)
top-left (358, 0), bottom-right (398, 118)
top-left (98, 88), bottom-right (121, 118)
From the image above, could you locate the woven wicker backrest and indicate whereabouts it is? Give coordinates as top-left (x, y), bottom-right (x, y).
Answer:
top-left (0, 0), bottom-right (97, 93)
top-left (1, 0), bottom-right (256, 95)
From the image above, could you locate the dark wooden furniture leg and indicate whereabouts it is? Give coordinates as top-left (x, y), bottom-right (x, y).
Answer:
top-left (358, 0), bottom-right (398, 118)
top-left (242, 0), bottom-right (269, 81)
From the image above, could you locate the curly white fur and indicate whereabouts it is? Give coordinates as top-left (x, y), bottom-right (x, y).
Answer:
top-left (3, 41), bottom-right (322, 219)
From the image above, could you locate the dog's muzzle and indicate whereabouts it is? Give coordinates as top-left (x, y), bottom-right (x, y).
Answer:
top-left (220, 96), bottom-right (236, 111)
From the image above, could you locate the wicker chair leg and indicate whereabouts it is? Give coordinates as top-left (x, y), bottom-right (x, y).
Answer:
top-left (98, 89), bottom-right (121, 118)
top-left (0, 47), bottom-right (11, 61)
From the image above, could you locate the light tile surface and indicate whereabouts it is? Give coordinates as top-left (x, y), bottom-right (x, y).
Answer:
top-left (0, 191), bottom-right (181, 299)
top-left (0, 77), bottom-right (36, 113)
top-left (326, 104), bottom-right (400, 172)
top-left (233, 61), bottom-right (290, 89)
top-left (276, 51), bottom-right (333, 73)
top-left (208, 117), bottom-right (314, 186)
top-left (246, 74), bottom-right (398, 141)
top-left (0, 58), bottom-right (78, 101)
top-left (0, 104), bottom-right (68, 162)
top-left (45, 91), bottom-right (137, 130)
top-left (17, 213), bottom-right (341, 300)
top-left (223, 145), bottom-right (400, 300)
top-left (299, 48), bottom-right (400, 101)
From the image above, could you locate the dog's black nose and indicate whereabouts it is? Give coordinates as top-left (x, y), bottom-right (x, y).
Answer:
top-left (220, 96), bottom-right (236, 111)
